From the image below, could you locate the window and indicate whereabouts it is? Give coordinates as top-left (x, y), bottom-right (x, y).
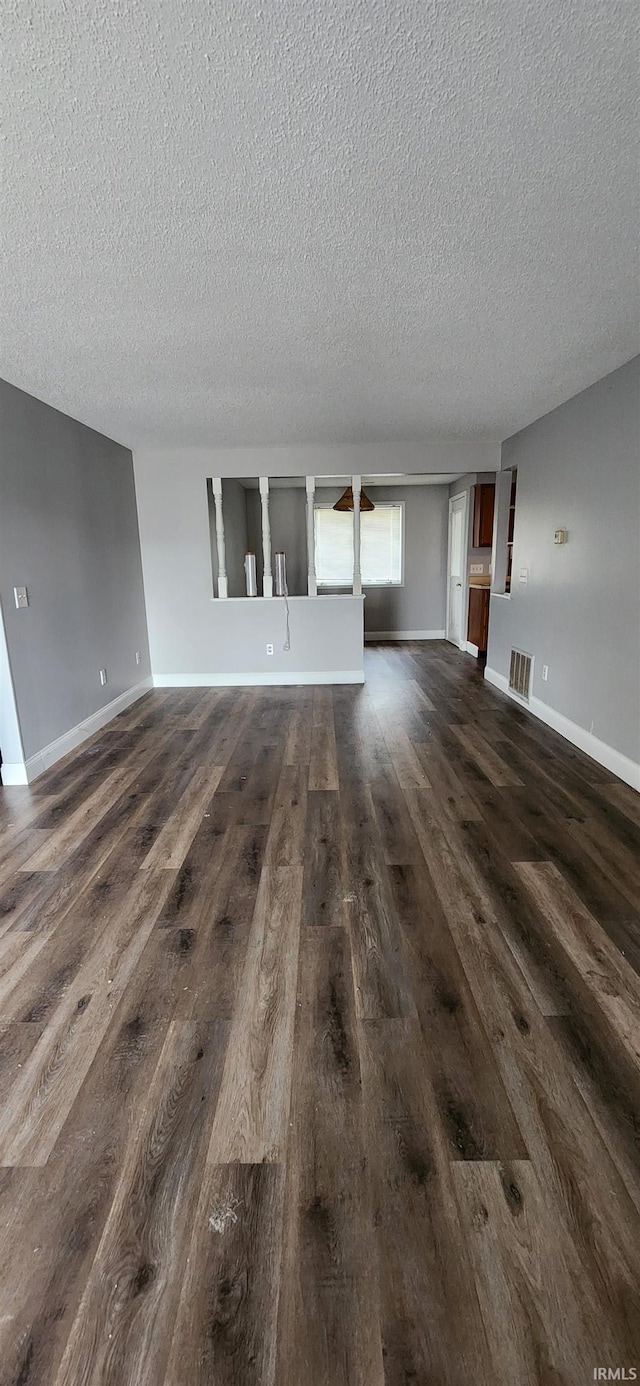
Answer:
top-left (314, 502), bottom-right (404, 586)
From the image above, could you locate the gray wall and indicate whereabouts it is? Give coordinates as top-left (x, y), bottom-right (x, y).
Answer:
top-left (365, 483), bottom-right (448, 634)
top-left (487, 357), bottom-right (640, 766)
top-left (0, 378), bottom-right (150, 763)
top-left (136, 439), bottom-right (499, 479)
top-left (267, 487), bottom-right (308, 597)
top-left (134, 448), bottom-right (364, 678)
top-left (311, 483), bottom-right (449, 634)
top-left (245, 490), bottom-right (262, 590)
top-left (134, 444), bottom-right (492, 678)
top-left (149, 595), bottom-right (364, 682)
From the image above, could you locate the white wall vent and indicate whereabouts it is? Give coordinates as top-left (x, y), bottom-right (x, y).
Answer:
top-left (509, 648), bottom-right (533, 701)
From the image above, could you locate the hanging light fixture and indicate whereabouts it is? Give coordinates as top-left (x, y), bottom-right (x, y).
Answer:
top-left (333, 485), bottom-right (375, 512)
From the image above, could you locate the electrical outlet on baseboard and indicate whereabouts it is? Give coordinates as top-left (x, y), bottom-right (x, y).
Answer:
top-left (266, 643), bottom-right (274, 656)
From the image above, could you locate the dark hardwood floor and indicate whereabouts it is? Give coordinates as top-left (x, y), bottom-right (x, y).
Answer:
top-left (0, 641), bottom-right (639, 1385)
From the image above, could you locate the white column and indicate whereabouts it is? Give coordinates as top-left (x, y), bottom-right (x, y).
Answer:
top-left (352, 473), bottom-right (362, 596)
top-left (259, 476), bottom-right (273, 596)
top-left (306, 476), bottom-right (317, 595)
top-left (212, 477), bottom-right (228, 599)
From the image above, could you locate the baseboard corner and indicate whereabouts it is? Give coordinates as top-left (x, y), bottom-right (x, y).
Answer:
top-left (19, 677), bottom-right (153, 784)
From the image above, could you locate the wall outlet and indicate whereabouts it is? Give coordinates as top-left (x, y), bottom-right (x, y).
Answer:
top-left (99, 668), bottom-right (108, 686)
top-left (135, 651), bottom-right (141, 665)
top-left (13, 586), bottom-right (29, 609)
top-left (469, 563), bottom-right (484, 575)
top-left (266, 643), bottom-right (274, 656)
top-left (542, 664), bottom-right (549, 681)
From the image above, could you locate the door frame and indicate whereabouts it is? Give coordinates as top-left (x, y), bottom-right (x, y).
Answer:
top-left (445, 491), bottom-right (468, 649)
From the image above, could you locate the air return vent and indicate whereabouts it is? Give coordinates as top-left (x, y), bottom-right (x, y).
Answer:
top-left (509, 649), bottom-right (533, 701)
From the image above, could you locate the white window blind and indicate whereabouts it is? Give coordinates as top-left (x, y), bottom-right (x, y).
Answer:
top-left (315, 503), bottom-right (403, 586)
top-left (361, 503), bottom-right (403, 585)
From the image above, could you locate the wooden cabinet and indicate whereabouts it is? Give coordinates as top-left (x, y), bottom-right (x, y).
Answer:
top-left (472, 483), bottom-right (495, 548)
top-left (468, 586), bottom-right (490, 652)
top-left (505, 468), bottom-right (517, 593)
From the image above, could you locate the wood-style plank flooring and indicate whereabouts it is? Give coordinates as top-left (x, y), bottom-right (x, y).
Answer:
top-left (1, 642), bottom-right (639, 1384)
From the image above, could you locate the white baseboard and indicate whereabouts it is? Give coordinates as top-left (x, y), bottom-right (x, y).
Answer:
top-left (483, 667), bottom-right (510, 695)
top-left (1, 762), bottom-right (30, 786)
top-left (2, 678), bottom-right (153, 786)
top-left (153, 670), bottom-right (365, 688)
top-left (484, 666), bottom-right (640, 792)
top-left (365, 629), bottom-right (445, 642)
top-left (465, 641), bottom-right (480, 657)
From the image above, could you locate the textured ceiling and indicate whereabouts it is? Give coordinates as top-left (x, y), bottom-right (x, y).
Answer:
top-left (2, 0), bottom-right (638, 448)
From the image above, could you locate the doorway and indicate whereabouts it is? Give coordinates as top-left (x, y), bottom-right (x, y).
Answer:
top-left (446, 492), bottom-right (467, 648)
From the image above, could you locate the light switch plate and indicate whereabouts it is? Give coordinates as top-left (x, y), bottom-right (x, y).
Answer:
top-left (13, 586), bottom-right (29, 609)
top-left (518, 568), bottom-right (529, 584)
top-left (469, 563), bottom-right (484, 575)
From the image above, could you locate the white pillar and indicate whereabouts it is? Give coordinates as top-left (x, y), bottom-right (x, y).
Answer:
top-left (352, 473), bottom-right (362, 596)
top-left (306, 476), bottom-right (317, 595)
top-left (212, 478), bottom-right (228, 599)
top-left (259, 477), bottom-right (273, 596)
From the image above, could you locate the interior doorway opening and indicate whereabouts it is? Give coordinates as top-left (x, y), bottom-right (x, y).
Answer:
top-left (446, 492), bottom-right (467, 648)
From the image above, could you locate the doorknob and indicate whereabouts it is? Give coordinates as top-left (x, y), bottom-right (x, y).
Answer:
top-left (456, 582), bottom-right (462, 587)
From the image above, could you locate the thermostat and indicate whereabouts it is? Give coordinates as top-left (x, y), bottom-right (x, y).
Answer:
top-left (554, 529), bottom-right (567, 545)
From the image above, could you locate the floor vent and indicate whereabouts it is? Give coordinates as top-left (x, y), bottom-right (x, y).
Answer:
top-left (509, 648), bottom-right (533, 701)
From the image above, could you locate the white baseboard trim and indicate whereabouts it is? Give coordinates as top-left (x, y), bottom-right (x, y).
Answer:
top-left (3, 678), bottom-right (153, 786)
top-left (465, 641), bottom-right (480, 657)
top-left (153, 670), bottom-right (365, 688)
top-left (484, 666), bottom-right (640, 792)
top-left (1, 762), bottom-right (30, 786)
top-left (364, 629), bottom-right (445, 642)
top-left (484, 667), bottom-right (528, 706)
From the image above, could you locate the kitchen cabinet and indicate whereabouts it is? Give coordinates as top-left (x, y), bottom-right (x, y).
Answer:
top-left (468, 586), bottom-right (490, 652)
top-left (472, 483), bottom-right (495, 549)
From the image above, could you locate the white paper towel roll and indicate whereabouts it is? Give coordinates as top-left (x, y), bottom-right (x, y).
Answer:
top-left (244, 552), bottom-right (257, 596)
top-left (274, 551), bottom-right (287, 596)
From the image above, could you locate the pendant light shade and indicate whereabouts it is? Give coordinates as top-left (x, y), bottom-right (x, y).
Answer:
top-left (333, 486), bottom-right (375, 512)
